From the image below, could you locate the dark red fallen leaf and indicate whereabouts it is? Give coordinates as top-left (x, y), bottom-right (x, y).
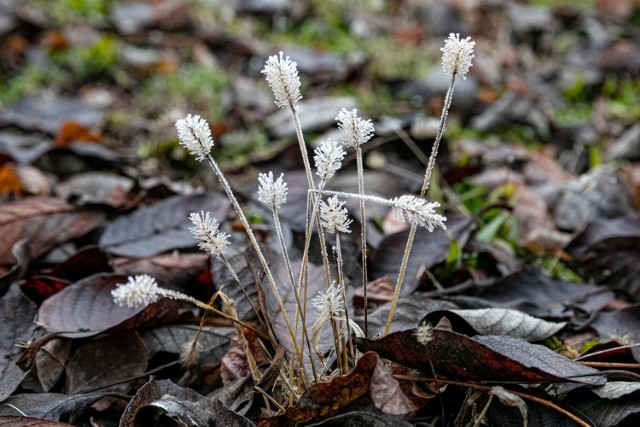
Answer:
top-left (20, 276), bottom-right (70, 305)
top-left (590, 305), bottom-right (640, 362)
top-left (0, 416), bottom-right (73, 426)
top-left (356, 323), bottom-right (605, 386)
top-left (369, 215), bottom-right (476, 295)
top-left (37, 273), bottom-right (187, 339)
top-left (99, 193), bottom-right (230, 257)
top-left (263, 352), bottom-right (413, 426)
top-left (0, 284), bottom-right (38, 402)
top-left (0, 394), bottom-right (102, 421)
top-left (65, 332), bottom-right (148, 394)
top-left (0, 197), bottom-right (105, 266)
top-left (121, 377), bottom-right (254, 427)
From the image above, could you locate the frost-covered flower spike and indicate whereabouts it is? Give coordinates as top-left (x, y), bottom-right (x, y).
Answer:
top-left (189, 211), bottom-right (230, 258)
top-left (314, 139), bottom-right (346, 184)
top-left (320, 196), bottom-right (352, 234)
top-left (391, 195), bottom-right (446, 232)
top-left (175, 114), bottom-right (214, 162)
top-left (441, 33), bottom-right (475, 79)
top-left (261, 51), bottom-right (302, 110)
top-left (335, 108), bottom-right (375, 148)
top-left (257, 171), bottom-right (288, 209)
top-left (112, 274), bottom-right (161, 308)
top-left (312, 282), bottom-right (344, 319)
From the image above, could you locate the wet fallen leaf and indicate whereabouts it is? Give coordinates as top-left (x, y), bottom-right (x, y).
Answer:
top-left (99, 193), bottom-right (230, 257)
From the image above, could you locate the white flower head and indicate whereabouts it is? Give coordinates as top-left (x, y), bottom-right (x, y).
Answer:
top-left (175, 114), bottom-right (214, 162)
top-left (441, 33), bottom-right (475, 79)
top-left (261, 51), bottom-right (302, 110)
top-left (335, 108), bottom-right (374, 149)
top-left (189, 211), bottom-right (230, 258)
top-left (312, 282), bottom-right (344, 319)
top-left (257, 171), bottom-right (288, 209)
top-left (391, 195), bottom-right (447, 231)
top-left (112, 274), bottom-right (161, 308)
top-left (314, 139), bottom-right (346, 183)
top-left (320, 196), bottom-right (352, 234)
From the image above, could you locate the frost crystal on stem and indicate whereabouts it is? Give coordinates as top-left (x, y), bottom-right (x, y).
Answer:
top-left (189, 211), bottom-right (230, 258)
top-left (175, 114), bottom-right (214, 162)
top-left (261, 51), bottom-right (302, 110)
top-left (390, 195), bottom-right (447, 231)
top-left (314, 139), bottom-right (346, 184)
top-left (257, 171), bottom-right (288, 209)
top-left (320, 196), bottom-right (352, 234)
top-left (441, 33), bottom-right (475, 79)
top-left (335, 108), bottom-right (375, 148)
top-left (112, 274), bottom-right (161, 308)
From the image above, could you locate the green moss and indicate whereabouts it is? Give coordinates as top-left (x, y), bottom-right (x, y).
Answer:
top-left (138, 64), bottom-right (230, 121)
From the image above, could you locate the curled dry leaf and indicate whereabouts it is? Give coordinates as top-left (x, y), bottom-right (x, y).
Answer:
top-left (425, 308), bottom-right (566, 342)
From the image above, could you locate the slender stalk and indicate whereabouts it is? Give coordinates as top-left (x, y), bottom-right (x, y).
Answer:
top-left (354, 145), bottom-right (369, 336)
top-left (270, 205), bottom-right (318, 381)
top-left (334, 233), bottom-right (355, 369)
top-left (383, 73), bottom-right (458, 336)
top-left (203, 153), bottom-right (307, 382)
top-left (291, 107), bottom-right (332, 286)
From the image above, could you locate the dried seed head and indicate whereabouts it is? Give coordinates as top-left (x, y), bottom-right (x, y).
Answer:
top-left (189, 211), bottom-right (230, 258)
top-left (320, 196), bottom-right (352, 234)
top-left (175, 114), bottom-right (214, 162)
top-left (112, 274), bottom-right (161, 308)
top-left (441, 33), bottom-right (475, 79)
top-left (261, 51), bottom-right (302, 110)
top-left (257, 171), bottom-right (288, 209)
top-left (390, 195), bottom-right (447, 231)
top-left (335, 108), bottom-right (374, 148)
top-left (314, 139), bottom-right (346, 183)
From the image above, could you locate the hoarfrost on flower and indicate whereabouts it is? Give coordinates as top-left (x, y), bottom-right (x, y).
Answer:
top-left (261, 52), bottom-right (302, 109)
top-left (175, 114), bottom-right (214, 162)
top-left (112, 274), bottom-right (161, 308)
top-left (391, 195), bottom-right (447, 231)
top-left (314, 139), bottom-right (346, 183)
top-left (441, 33), bottom-right (475, 79)
top-left (335, 108), bottom-right (374, 148)
top-left (257, 171), bottom-right (288, 209)
top-left (320, 196), bottom-right (352, 234)
top-left (189, 211), bottom-right (230, 258)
